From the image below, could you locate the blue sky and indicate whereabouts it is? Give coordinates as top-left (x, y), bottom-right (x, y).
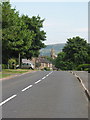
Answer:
top-left (11, 2), bottom-right (88, 45)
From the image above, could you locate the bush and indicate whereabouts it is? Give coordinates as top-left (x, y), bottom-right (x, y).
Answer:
top-left (2, 64), bottom-right (8, 69)
top-left (88, 68), bottom-right (90, 73)
top-left (44, 67), bottom-right (51, 71)
top-left (77, 64), bottom-right (90, 71)
top-left (35, 63), bottom-right (41, 68)
top-left (8, 58), bottom-right (16, 69)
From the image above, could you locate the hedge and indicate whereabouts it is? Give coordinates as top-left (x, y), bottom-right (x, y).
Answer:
top-left (77, 64), bottom-right (90, 71)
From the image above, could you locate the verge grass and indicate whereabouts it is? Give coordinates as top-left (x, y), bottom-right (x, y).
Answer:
top-left (3, 69), bottom-right (30, 73)
top-left (1, 69), bottom-right (33, 78)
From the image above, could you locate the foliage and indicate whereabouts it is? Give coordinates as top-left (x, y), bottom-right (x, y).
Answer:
top-left (77, 64), bottom-right (90, 71)
top-left (63, 36), bottom-right (88, 65)
top-left (2, 2), bottom-right (46, 64)
top-left (87, 43), bottom-right (90, 64)
top-left (8, 58), bottom-right (16, 69)
top-left (2, 64), bottom-right (8, 69)
top-left (21, 15), bottom-right (46, 58)
top-left (55, 36), bottom-right (89, 70)
top-left (44, 67), bottom-right (51, 71)
top-left (46, 56), bottom-right (55, 65)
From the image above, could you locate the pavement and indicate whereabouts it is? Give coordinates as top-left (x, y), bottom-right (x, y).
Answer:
top-left (72, 71), bottom-right (88, 90)
top-left (0, 71), bottom-right (88, 118)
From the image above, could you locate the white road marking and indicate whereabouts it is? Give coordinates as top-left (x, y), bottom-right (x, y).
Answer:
top-left (48, 71), bottom-right (53, 75)
top-left (42, 76), bottom-right (46, 80)
top-left (35, 72), bottom-right (53, 84)
top-left (0, 71), bottom-right (53, 106)
top-left (45, 71), bottom-right (53, 77)
top-left (22, 85), bottom-right (33, 92)
top-left (48, 73), bottom-right (51, 75)
top-left (35, 80), bottom-right (42, 84)
top-left (46, 74), bottom-right (49, 77)
top-left (0, 94), bottom-right (17, 106)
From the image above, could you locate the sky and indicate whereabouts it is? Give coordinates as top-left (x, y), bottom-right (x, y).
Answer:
top-left (11, 2), bottom-right (88, 45)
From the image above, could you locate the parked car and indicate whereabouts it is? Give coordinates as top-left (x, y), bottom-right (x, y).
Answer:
top-left (16, 65), bottom-right (19, 69)
top-left (21, 63), bottom-right (34, 69)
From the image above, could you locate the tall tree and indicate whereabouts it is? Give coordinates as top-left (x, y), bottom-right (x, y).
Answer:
top-left (2, 2), bottom-right (19, 63)
top-left (63, 36), bottom-right (88, 65)
top-left (55, 36), bottom-right (89, 70)
top-left (2, 2), bottom-right (35, 64)
top-left (21, 15), bottom-right (46, 58)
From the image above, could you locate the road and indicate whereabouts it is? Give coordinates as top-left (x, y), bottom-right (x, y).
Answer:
top-left (1, 71), bottom-right (88, 118)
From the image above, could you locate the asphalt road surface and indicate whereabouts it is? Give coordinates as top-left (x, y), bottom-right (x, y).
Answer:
top-left (73, 71), bottom-right (88, 90)
top-left (1, 71), bottom-right (88, 118)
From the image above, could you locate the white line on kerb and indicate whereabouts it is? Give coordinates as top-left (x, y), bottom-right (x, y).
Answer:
top-left (35, 80), bottom-right (41, 84)
top-left (22, 85), bottom-right (33, 92)
top-left (0, 94), bottom-right (17, 106)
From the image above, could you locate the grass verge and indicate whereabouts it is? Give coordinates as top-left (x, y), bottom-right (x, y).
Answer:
top-left (0, 69), bottom-right (33, 79)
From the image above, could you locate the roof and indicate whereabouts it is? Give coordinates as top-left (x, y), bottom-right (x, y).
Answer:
top-left (36, 57), bottom-right (52, 64)
top-left (22, 59), bottom-right (33, 64)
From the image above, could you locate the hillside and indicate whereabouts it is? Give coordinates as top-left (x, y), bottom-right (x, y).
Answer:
top-left (40, 43), bottom-right (65, 56)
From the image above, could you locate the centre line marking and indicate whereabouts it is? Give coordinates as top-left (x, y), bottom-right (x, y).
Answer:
top-left (46, 74), bottom-right (49, 77)
top-left (48, 72), bottom-right (52, 75)
top-left (0, 94), bottom-right (17, 106)
top-left (22, 85), bottom-right (33, 92)
top-left (35, 80), bottom-right (42, 84)
top-left (42, 76), bottom-right (46, 80)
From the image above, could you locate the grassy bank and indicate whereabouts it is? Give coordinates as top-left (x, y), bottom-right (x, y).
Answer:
top-left (0, 69), bottom-right (33, 79)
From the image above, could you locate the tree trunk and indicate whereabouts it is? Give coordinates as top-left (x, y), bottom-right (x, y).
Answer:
top-left (19, 53), bottom-right (20, 68)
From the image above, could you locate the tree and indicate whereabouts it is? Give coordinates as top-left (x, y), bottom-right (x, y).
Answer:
top-left (55, 36), bottom-right (89, 70)
top-left (2, 2), bottom-right (35, 64)
top-left (2, 2), bottom-right (46, 65)
top-left (46, 56), bottom-right (55, 65)
top-left (21, 15), bottom-right (46, 58)
top-left (87, 43), bottom-right (90, 63)
top-left (63, 36), bottom-right (88, 66)
top-left (2, 2), bottom-right (19, 63)
top-left (55, 52), bottom-right (74, 70)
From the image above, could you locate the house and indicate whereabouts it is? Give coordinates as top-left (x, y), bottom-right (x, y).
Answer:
top-left (35, 57), bottom-right (53, 70)
top-left (21, 57), bottom-right (53, 70)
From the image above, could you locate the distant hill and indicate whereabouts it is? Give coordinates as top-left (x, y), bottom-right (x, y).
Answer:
top-left (40, 43), bottom-right (65, 56)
